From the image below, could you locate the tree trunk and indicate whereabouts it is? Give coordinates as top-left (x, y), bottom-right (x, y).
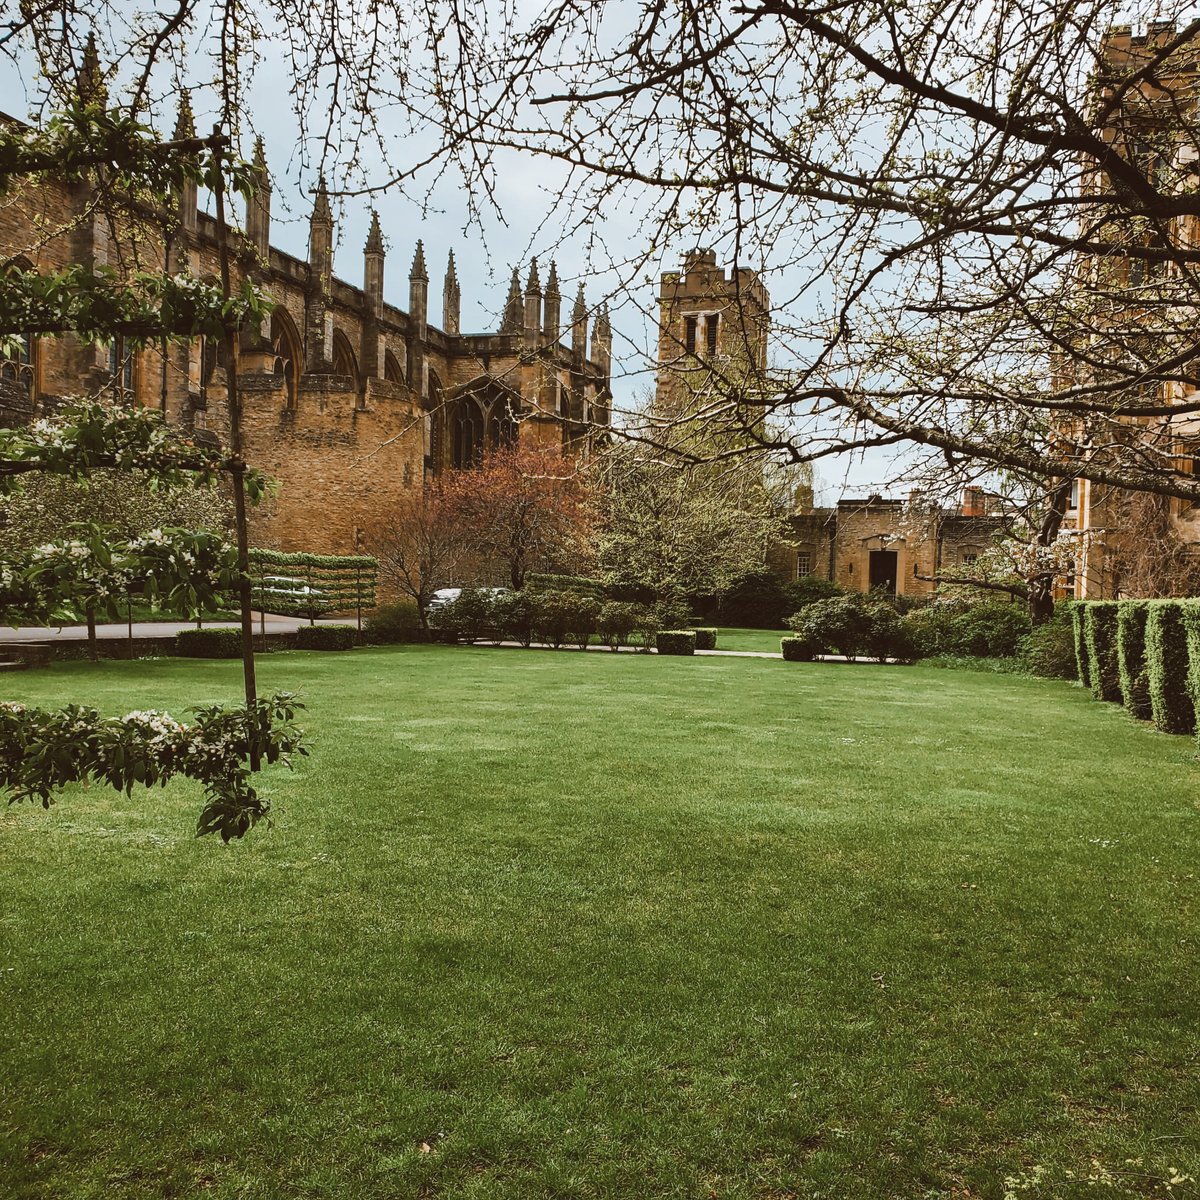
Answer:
top-left (85, 603), bottom-right (97, 663)
top-left (1028, 480), bottom-right (1072, 626)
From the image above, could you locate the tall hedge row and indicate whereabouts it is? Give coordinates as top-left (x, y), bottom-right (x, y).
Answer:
top-left (1145, 602), bottom-right (1195, 735)
top-left (1073, 598), bottom-right (1200, 739)
top-left (1070, 601), bottom-right (1090, 688)
top-left (1083, 602), bottom-right (1121, 703)
top-left (1116, 602), bottom-right (1152, 721)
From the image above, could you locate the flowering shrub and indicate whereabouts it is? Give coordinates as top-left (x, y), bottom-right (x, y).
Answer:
top-left (0, 400), bottom-right (269, 500)
top-left (0, 691), bottom-right (307, 842)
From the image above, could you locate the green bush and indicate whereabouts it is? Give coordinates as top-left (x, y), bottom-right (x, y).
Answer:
top-left (905, 599), bottom-right (1029, 659)
top-left (719, 570), bottom-right (792, 628)
top-left (597, 600), bottom-right (640, 652)
top-left (656, 630), bottom-right (697, 656)
top-left (782, 575), bottom-right (845, 619)
top-left (632, 605), bottom-right (659, 653)
top-left (531, 591), bottom-right (577, 649)
top-left (363, 600), bottom-right (423, 644)
top-left (780, 636), bottom-right (815, 662)
top-left (1117, 600), bottom-right (1152, 720)
top-left (1020, 603), bottom-right (1077, 680)
top-left (691, 627), bottom-right (717, 651)
top-left (653, 597), bottom-right (692, 632)
top-left (491, 591), bottom-right (536, 647)
top-left (789, 595), bottom-right (874, 660)
top-left (176, 627), bottom-right (242, 658)
top-left (430, 588), bottom-right (495, 644)
top-left (565, 594), bottom-right (601, 650)
top-left (1145, 601), bottom-right (1194, 735)
top-left (296, 624), bottom-right (357, 651)
top-left (525, 573), bottom-right (607, 601)
top-left (1083, 601), bottom-right (1121, 702)
top-left (1070, 601), bottom-right (1090, 687)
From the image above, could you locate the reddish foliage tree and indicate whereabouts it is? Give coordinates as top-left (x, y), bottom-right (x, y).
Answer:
top-left (363, 479), bottom-right (473, 626)
top-left (444, 443), bottom-right (595, 590)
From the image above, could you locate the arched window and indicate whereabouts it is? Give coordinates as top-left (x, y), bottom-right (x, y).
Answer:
top-left (1, 260), bottom-right (37, 408)
top-left (270, 309), bottom-right (302, 409)
top-left (384, 348), bottom-right (404, 384)
top-left (426, 370), bottom-right (445, 474)
top-left (451, 397), bottom-right (485, 468)
top-left (0, 332), bottom-right (35, 403)
top-left (486, 394), bottom-right (519, 451)
top-left (106, 338), bottom-right (135, 398)
top-left (333, 329), bottom-right (358, 386)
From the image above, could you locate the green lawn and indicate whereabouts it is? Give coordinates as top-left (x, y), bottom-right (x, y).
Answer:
top-left (2, 646), bottom-right (1198, 1198)
top-left (716, 626), bottom-right (788, 653)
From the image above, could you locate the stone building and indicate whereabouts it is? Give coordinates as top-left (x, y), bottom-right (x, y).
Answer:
top-left (784, 490), bottom-right (1006, 597)
top-left (0, 84), bottom-right (611, 556)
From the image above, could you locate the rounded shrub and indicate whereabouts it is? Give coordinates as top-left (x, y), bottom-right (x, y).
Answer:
top-left (597, 600), bottom-right (641, 651)
top-left (296, 624), bottom-right (357, 651)
top-left (789, 595), bottom-right (874, 660)
top-left (364, 600), bottom-right (423, 644)
top-left (491, 591), bottom-right (536, 647)
top-left (656, 630), bottom-right (697, 656)
top-left (531, 591), bottom-right (577, 649)
top-left (565, 594), bottom-right (601, 650)
top-left (1020, 603), bottom-right (1077, 680)
top-left (176, 628), bottom-right (241, 658)
top-left (430, 588), bottom-right (495, 644)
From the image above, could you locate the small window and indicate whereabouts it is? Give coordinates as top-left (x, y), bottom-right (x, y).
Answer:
top-left (963, 552), bottom-right (978, 566)
top-left (705, 314), bottom-right (719, 355)
top-left (106, 339), bottom-right (134, 397)
top-left (796, 552), bottom-right (811, 578)
top-left (684, 317), bottom-right (697, 355)
top-left (1068, 479), bottom-right (1080, 511)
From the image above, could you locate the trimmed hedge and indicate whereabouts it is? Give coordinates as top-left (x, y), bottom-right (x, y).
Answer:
top-left (1117, 601), bottom-right (1152, 720)
top-left (1184, 605), bottom-right (1200, 748)
top-left (363, 600), bottom-right (424, 644)
top-left (691, 627), bottom-right (717, 651)
top-left (781, 636), bottom-right (815, 662)
top-left (295, 624), bottom-right (358, 651)
top-left (656, 630), bottom-right (697, 656)
top-left (176, 628), bottom-right (241, 658)
top-left (1083, 601), bottom-right (1121, 702)
top-left (1145, 601), bottom-right (1194, 735)
top-left (1070, 601), bottom-right (1090, 687)
top-left (525, 573), bottom-right (607, 601)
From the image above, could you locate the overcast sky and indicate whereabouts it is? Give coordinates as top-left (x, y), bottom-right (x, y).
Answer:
top-left (0, 15), bottom-right (923, 503)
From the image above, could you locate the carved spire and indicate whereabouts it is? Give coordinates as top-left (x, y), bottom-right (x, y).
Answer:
top-left (592, 302), bottom-right (612, 372)
top-left (572, 283), bottom-right (588, 358)
top-left (77, 33), bottom-right (106, 106)
top-left (252, 135), bottom-right (268, 174)
top-left (525, 258), bottom-right (541, 294)
top-left (173, 91), bottom-right (195, 141)
top-left (543, 260), bottom-right (561, 343)
top-left (501, 267), bottom-right (523, 334)
top-left (409, 239), bottom-right (428, 281)
top-left (245, 136), bottom-right (271, 261)
top-left (443, 250), bottom-right (461, 335)
top-left (311, 175), bottom-right (333, 228)
top-left (524, 257), bottom-right (542, 343)
top-left (365, 210), bottom-right (384, 256)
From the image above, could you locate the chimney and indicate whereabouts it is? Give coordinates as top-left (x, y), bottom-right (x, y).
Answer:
top-left (961, 487), bottom-right (985, 517)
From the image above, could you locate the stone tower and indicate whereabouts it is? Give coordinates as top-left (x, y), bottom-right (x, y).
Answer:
top-left (654, 247), bottom-right (770, 417)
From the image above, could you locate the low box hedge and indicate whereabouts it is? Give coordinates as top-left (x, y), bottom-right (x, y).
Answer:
top-left (1083, 601), bottom-right (1121, 703)
top-left (655, 630), bottom-right (696, 656)
top-left (1117, 601), bottom-right (1152, 720)
top-left (175, 628), bottom-right (242, 659)
top-left (691, 627), bottom-right (717, 651)
top-left (296, 624), bottom-right (358, 651)
top-left (1145, 601), bottom-right (1194, 735)
top-left (780, 636), bottom-right (815, 662)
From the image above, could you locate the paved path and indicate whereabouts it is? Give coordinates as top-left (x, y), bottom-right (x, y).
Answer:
top-left (0, 614), bottom-right (333, 643)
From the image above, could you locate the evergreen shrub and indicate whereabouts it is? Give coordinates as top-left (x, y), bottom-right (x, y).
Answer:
top-left (491, 591), bottom-right (536, 647)
top-left (1020, 602), bottom-right (1077, 680)
top-left (656, 630), bottom-right (697, 656)
top-left (175, 628), bottom-right (241, 658)
top-left (780, 636), bottom-right (815, 662)
top-left (691, 627), bottom-right (718, 651)
top-left (1070, 601), bottom-right (1090, 687)
top-left (296, 624), bottom-right (357, 651)
top-left (597, 601), bottom-right (640, 651)
top-left (1083, 601), bottom-right (1121, 702)
top-left (1145, 601), bottom-right (1194, 734)
top-left (363, 600), bottom-right (423, 644)
top-left (1117, 601), bottom-right (1152, 720)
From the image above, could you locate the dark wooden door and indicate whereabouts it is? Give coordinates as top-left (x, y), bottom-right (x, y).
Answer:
top-left (868, 550), bottom-right (898, 595)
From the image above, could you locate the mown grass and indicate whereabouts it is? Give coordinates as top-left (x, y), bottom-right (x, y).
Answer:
top-left (2, 646), bottom-right (1199, 1199)
top-left (715, 626), bottom-right (788, 653)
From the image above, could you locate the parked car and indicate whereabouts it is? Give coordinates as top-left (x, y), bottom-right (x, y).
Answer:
top-left (426, 587), bottom-right (463, 614)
